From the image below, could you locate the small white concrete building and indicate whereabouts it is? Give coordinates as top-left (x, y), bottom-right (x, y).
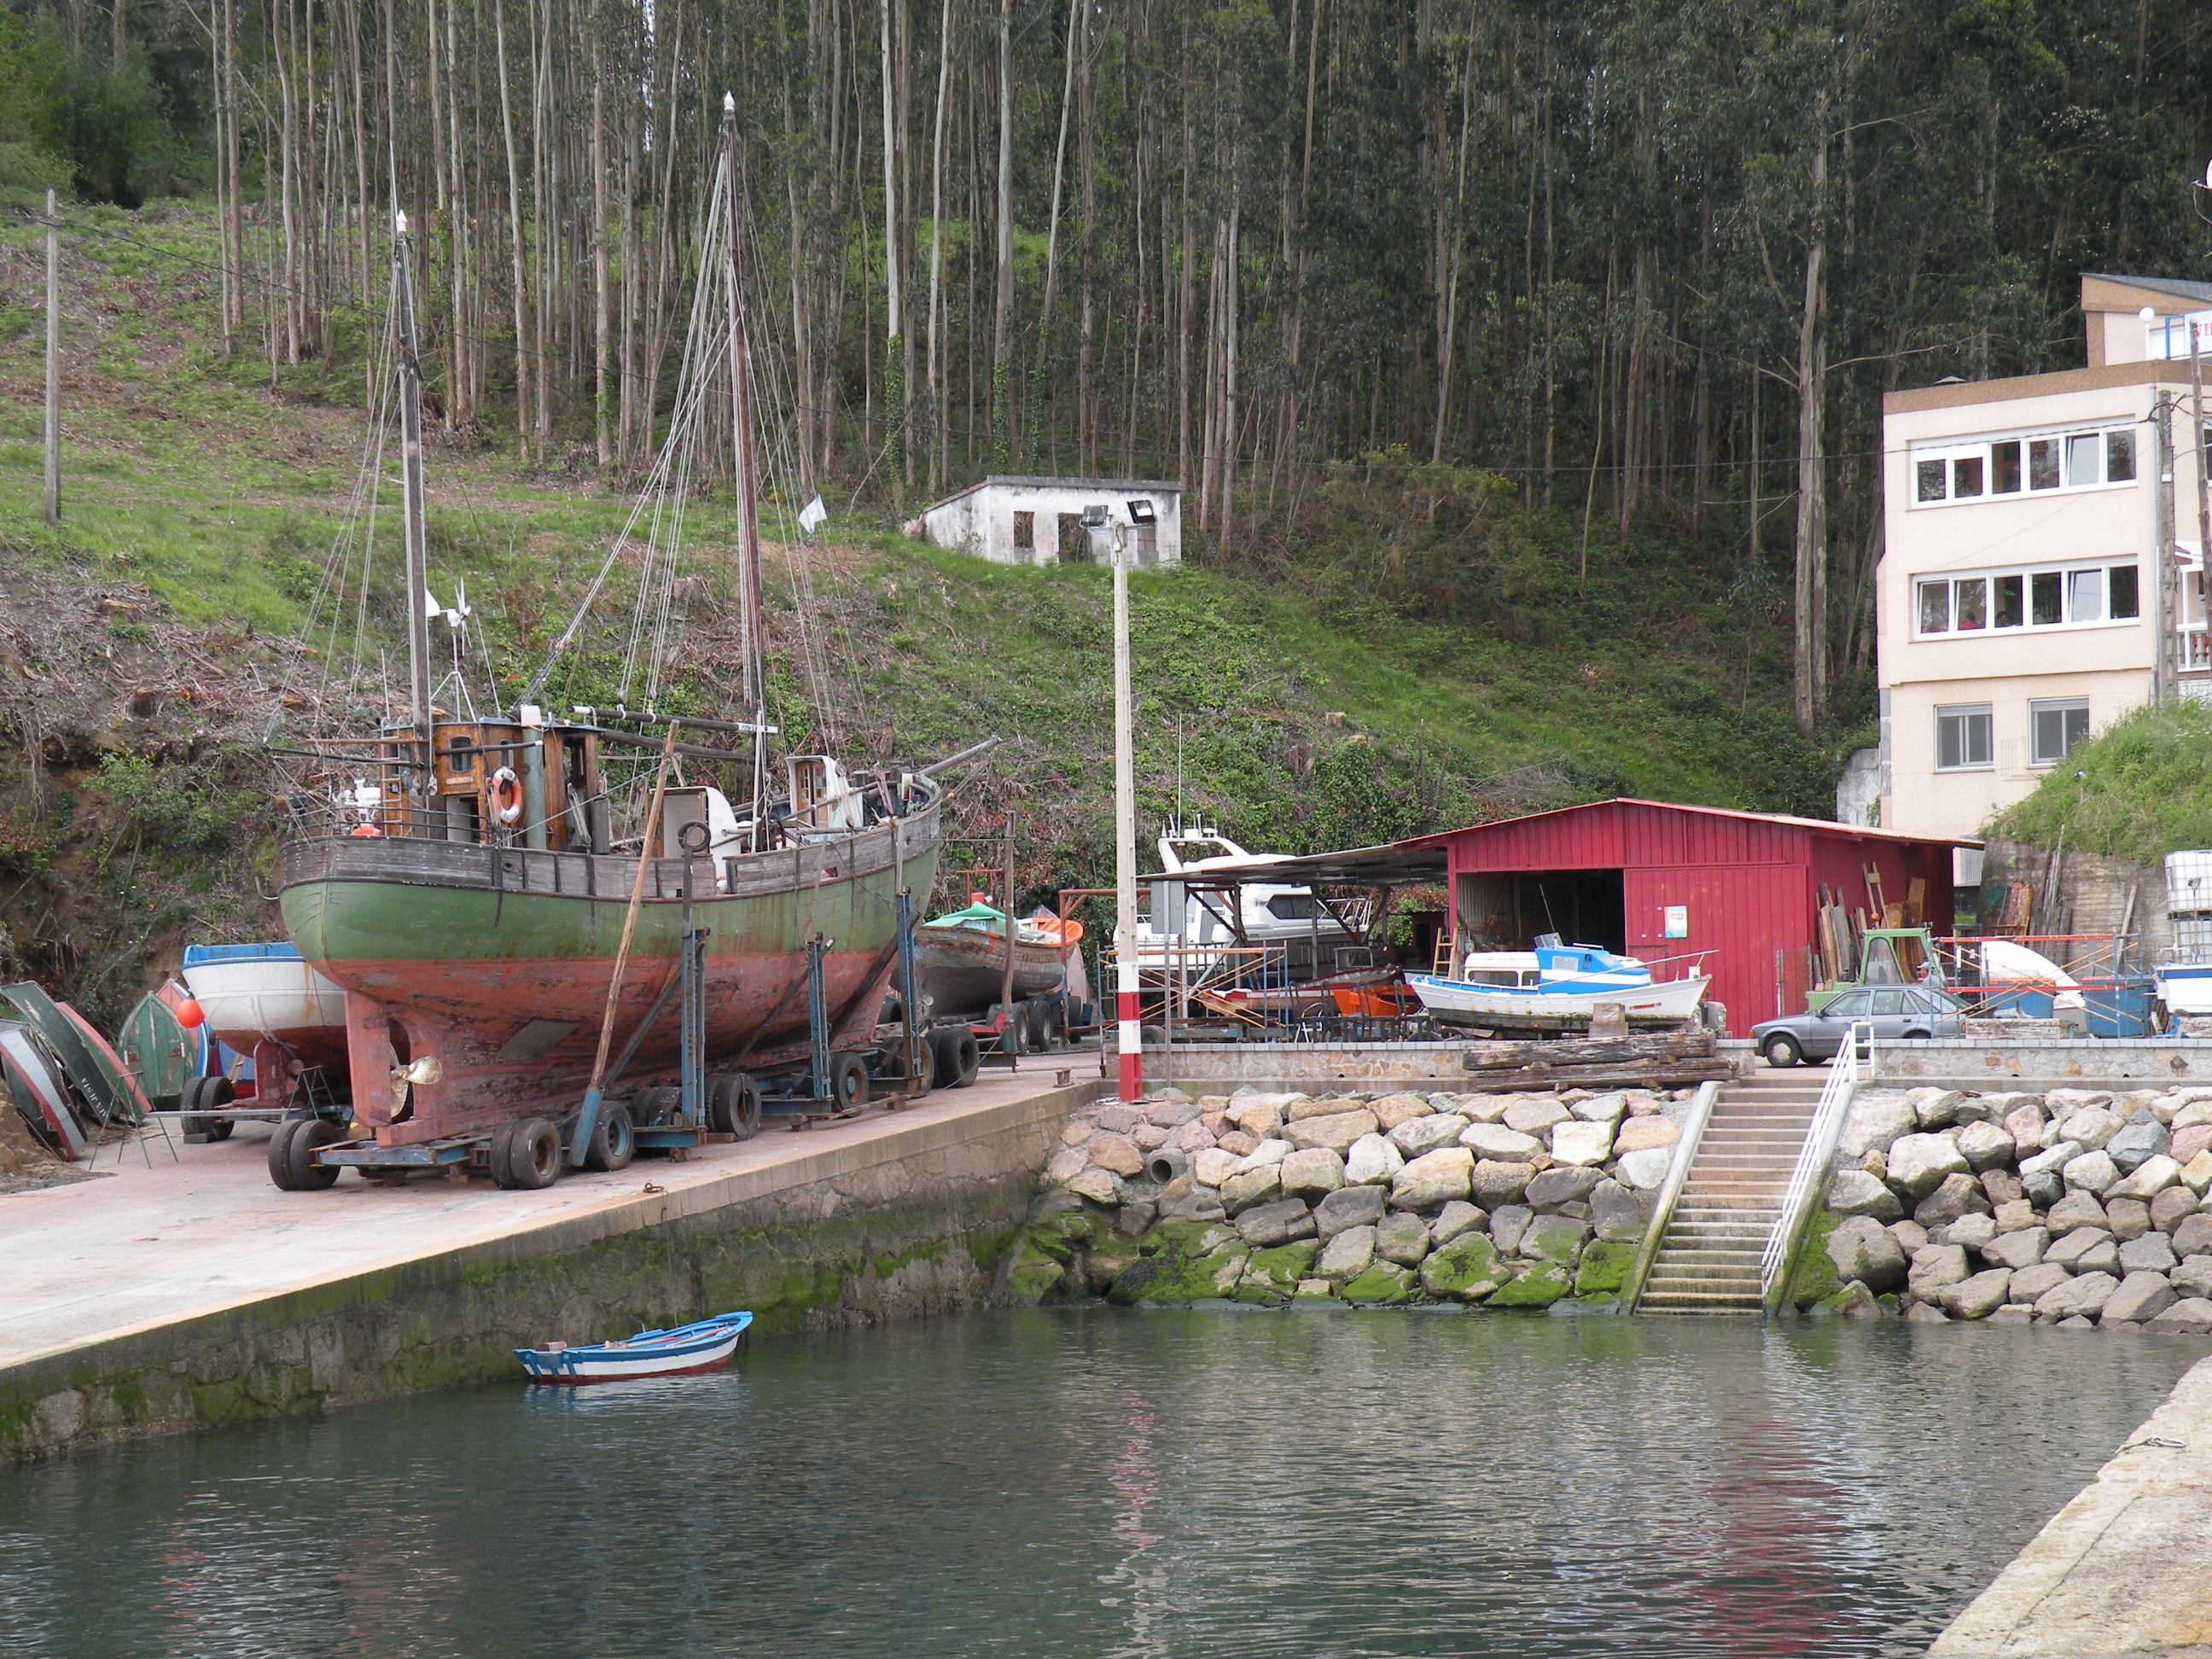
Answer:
top-left (918, 475), bottom-right (1183, 567)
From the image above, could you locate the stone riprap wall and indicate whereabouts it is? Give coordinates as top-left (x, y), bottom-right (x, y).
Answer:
top-left (1, 1080), bottom-right (1091, 1465)
top-left (1811, 1085), bottom-right (2212, 1331)
top-left (1009, 1083), bottom-right (1702, 1308)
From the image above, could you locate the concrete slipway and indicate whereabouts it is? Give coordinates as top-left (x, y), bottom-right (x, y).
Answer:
top-left (0, 1069), bottom-right (1098, 1465)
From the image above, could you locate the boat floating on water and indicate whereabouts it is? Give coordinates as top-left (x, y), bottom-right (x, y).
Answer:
top-left (1406, 937), bottom-right (1710, 1030)
top-left (515, 1310), bottom-right (754, 1383)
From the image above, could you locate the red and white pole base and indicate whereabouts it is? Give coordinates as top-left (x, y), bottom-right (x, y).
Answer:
top-left (1117, 981), bottom-right (1144, 1103)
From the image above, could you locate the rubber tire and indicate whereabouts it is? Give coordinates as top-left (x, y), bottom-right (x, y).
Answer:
top-left (493, 1117), bottom-right (562, 1190)
top-left (707, 1074), bottom-right (761, 1138)
top-left (207, 1116), bottom-right (236, 1141)
top-left (827, 1052), bottom-right (870, 1112)
top-left (266, 1118), bottom-right (303, 1190)
top-left (1762, 1033), bottom-right (1803, 1068)
top-left (1021, 1001), bottom-right (1049, 1052)
top-left (180, 1074), bottom-right (209, 1137)
top-left (287, 1120), bottom-right (343, 1190)
top-left (931, 1027), bottom-right (980, 1089)
top-left (584, 1102), bottom-right (635, 1171)
top-left (900, 1037), bottom-right (935, 1096)
top-left (488, 1119), bottom-right (527, 1187)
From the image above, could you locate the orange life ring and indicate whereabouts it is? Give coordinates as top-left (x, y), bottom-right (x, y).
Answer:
top-left (489, 766), bottom-right (525, 827)
top-left (348, 823), bottom-right (384, 838)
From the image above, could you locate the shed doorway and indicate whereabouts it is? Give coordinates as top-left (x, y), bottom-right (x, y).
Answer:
top-left (1454, 870), bottom-right (1627, 956)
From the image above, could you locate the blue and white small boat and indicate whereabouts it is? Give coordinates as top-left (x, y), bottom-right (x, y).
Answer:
top-left (1407, 938), bottom-right (1709, 1028)
top-left (515, 1310), bottom-right (754, 1384)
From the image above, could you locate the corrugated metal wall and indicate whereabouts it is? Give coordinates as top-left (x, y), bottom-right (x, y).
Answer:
top-left (1438, 800), bottom-right (1962, 1033)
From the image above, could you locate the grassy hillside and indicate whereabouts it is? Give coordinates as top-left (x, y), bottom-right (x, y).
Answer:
top-left (0, 202), bottom-right (1864, 1025)
top-left (1990, 702), bottom-right (2212, 864)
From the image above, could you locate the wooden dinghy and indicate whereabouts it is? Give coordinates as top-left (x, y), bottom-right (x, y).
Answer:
top-left (515, 1310), bottom-right (754, 1383)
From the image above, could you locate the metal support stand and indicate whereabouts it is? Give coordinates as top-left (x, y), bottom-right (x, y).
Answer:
top-left (806, 936), bottom-right (830, 1099)
top-left (895, 891), bottom-right (923, 1099)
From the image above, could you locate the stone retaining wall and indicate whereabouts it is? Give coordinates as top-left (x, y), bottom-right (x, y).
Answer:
top-left (1005, 1082), bottom-right (1703, 1309)
top-left (0, 1080), bottom-right (1094, 1465)
top-left (1794, 1082), bottom-right (2212, 1331)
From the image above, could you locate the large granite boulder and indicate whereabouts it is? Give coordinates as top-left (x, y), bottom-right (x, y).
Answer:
top-left (1613, 1116), bottom-right (1681, 1155)
top-left (2172, 1214), bottom-right (2212, 1258)
top-left (1614, 1146), bottom-right (1675, 1191)
top-left (1313, 1183), bottom-right (1388, 1239)
top-left (1838, 1093), bottom-right (1919, 1160)
top-left (1913, 1173), bottom-right (1991, 1228)
top-left (1590, 1179), bottom-right (1645, 1242)
top-left (2046, 1190), bottom-right (2110, 1232)
top-left (2002, 1103), bottom-right (2049, 1153)
top-left (2109, 1154), bottom-right (2181, 1202)
top-left (2056, 1108), bottom-right (2123, 1152)
top-left (1430, 1201), bottom-right (1486, 1247)
top-left (1369, 1093), bottom-right (1435, 1132)
top-left (2062, 1150), bottom-right (2122, 1196)
top-left (1390, 1148), bottom-right (1475, 1210)
top-left (1420, 1232), bottom-right (1508, 1301)
top-left (2145, 1297), bottom-right (2212, 1333)
top-left (1549, 1120), bottom-right (1616, 1167)
top-left (1315, 1224), bottom-right (1377, 1281)
top-left (2101, 1271), bottom-right (2178, 1326)
top-left (1220, 1165), bottom-right (1284, 1215)
top-left (1284, 1109), bottom-right (1380, 1155)
top-left (2106, 1198), bottom-right (2152, 1241)
top-left (1233, 1198), bottom-right (1318, 1248)
top-left (2035, 1271), bottom-right (2120, 1321)
top-left (1190, 1147), bottom-right (1240, 1188)
top-left (1470, 1159), bottom-right (1536, 1208)
top-left (1940, 1268), bottom-right (2014, 1320)
top-left (1522, 1214), bottom-right (1592, 1265)
top-left (1571, 1091), bottom-right (1632, 1124)
top-left (2107, 1117), bottom-right (2174, 1175)
top-left (2046, 1226), bottom-right (2116, 1268)
top-left (2008, 1261), bottom-right (2072, 1303)
top-left (1981, 1226), bottom-right (2048, 1271)
top-left (1278, 1147), bottom-right (1348, 1201)
top-left (1906, 1243), bottom-right (1970, 1302)
top-left (2120, 1231), bottom-right (2180, 1273)
top-left (1503, 1097), bottom-right (1572, 1136)
top-left (1487, 1260), bottom-right (1572, 1307)
top-left (1523, 1165), bottom-right (1604, 1210)
top-left (2151, 1186), bottom-right (2200, 1234)
top-left (1956, 1121), bottom-right (2017, 1173)
top-left (1488, 1205), bottom-right (1534, 1255)
top-left (1388, 1114), bottom-right (1469, 1158)
top-left (1827, 1215), bottom-right (1908, 1291)
top-left (1376, 1210), bottom-right (1433, 1266)
top-left (1888, 1133), bottom-right (1970, 1201)
top-left (1827, 1168), bottom-right (1905, 1220)
top-left (1342, 1132), bottom-right (1405, 1187)
top-left (1460, 1123), bottom-right (1545, 1161)
top-left (1339, 1262), bottom-right (1415, 1305)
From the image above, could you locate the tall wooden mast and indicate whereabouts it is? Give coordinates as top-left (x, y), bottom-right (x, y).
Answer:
top-left (394, 212), bottom-right (434, 788)
top-left (721, 94), bottom-right (767, 723)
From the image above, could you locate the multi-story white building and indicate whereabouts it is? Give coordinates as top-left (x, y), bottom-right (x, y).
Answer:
top-left (1878, 271), bottom-right (2212, 843)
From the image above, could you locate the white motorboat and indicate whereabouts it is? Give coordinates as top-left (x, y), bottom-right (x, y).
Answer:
top-left (1406, 939), bottom-right (1709, 1028)
top-left (1135, 820), bottom-right (1368, 978)
top-left (180, 942), bottom-right (351, 1072)
top-left (2154, 963), bottom-right (2212, 1016)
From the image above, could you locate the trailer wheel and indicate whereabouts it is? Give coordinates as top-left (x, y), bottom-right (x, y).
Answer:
top-left (267, 1119), bottom-right (303, 1190)
top-left (493, 1117), bottom-right (562, 1190)
top-left (827, 1052), bottom-right (870, 1112)
top-left (287, 1120), bottom-right (343, 1190)
top-left (709, 1074), bottom-right (763, 1138)
top-left (584, 1102), bottom-right (635, 1171)
top-left (902, 1037), bottom-right (935, 1096)
top-left (924, 1026), bottom-right (977, 1092)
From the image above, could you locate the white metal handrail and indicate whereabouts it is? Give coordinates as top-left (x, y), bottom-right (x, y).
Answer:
top-left (1759, 1022), bottom-right (1871, 1311)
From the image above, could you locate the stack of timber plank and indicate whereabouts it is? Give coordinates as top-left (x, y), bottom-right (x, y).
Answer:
top-left (1457, 1029), bottom-right (1730, 1094)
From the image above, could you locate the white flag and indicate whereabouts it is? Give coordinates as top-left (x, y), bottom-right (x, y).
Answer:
top-left (797, 494), bottom-right (827, 535)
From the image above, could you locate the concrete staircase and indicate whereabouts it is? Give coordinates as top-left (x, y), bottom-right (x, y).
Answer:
top-left (1638, 1070), bottom-right (1830, 1314)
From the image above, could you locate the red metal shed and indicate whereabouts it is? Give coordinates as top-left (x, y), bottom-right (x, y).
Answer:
top-left (1418, 799), bottom-right (1970, 1033)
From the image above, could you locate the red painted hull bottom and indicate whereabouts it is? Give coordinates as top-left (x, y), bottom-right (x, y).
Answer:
top-left (322, 951), bottom-right (897, 1146)
top-left (522, 1357), bottom-right (736, 1385)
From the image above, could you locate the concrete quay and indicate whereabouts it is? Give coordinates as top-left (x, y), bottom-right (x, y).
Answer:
top-left (1930, 1353), bottom-right (2212, 1656)
top-left (0, 1068), bottom-right (1099, 1464)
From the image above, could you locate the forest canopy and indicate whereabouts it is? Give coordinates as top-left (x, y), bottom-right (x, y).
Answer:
top-left (9, 0), bottom-right (2212, 736)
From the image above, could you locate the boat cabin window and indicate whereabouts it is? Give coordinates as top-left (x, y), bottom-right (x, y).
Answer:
top-left (1266, 894), bottom-right (1324, 920)
top-left (1466, 969), bottom-right (1521, 987)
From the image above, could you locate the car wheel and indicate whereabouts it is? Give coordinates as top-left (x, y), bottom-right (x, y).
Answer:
top-left (1761, 1033), bottom-right (1802, 1068)
top-left (1901, 1028), bottom-right (1930, 1041)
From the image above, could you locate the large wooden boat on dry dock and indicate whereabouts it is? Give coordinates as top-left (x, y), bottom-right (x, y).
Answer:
top-left (262, 99), bottom-right (972, 1191)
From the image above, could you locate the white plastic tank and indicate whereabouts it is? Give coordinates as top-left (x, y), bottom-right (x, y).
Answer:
top-left (2167, 851), bottom-right (2212, 917)
top-left (2174, 917), bottom-right (2212, 961)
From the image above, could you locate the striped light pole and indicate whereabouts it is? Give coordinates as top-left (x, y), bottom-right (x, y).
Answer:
top-left (1113, 524), bottom-right (1142, 1103)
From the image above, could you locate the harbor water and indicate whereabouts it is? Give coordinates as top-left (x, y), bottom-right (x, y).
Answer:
top-left (2, 1310), bottom-right (2203, 1659)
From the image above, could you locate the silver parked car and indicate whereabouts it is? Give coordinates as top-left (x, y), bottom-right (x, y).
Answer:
top-left (1752, 984), bottom-right (1966, 1067)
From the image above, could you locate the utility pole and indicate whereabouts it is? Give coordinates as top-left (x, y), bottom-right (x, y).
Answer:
top-left (2193, 325), bottom-right (2210, 658)
top-left (1113, 522), bottom-right (1141, 1103)
top-left (43, 189), bottom-right (59, 528)
top-left (2155, 388), bottom-right (2178, 707)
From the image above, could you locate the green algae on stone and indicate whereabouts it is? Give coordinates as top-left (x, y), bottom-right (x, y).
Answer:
top-left (1488, 1261), bottom-right (1572, 1308)
top-left (1340, 1263), bottom-right (1414, 1305)
top-left (1419, 1233), bottom-right (1508, 1301)
top-left (1573, 1241), bottom-right (1637, 1298)
top-left (1783, 1208), bottom-right (1843, 1310)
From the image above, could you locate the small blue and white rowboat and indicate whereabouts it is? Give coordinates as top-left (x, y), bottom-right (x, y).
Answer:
top-left (515, 1310), bottom-right (754, 1384)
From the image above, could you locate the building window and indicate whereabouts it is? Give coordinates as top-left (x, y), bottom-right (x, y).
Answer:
top-left (1936, 705), bottom-right (1994, 771)
top-left (1910, 421), bottom-right (2139, 506)
top-left (1913, 561), bottom-right (2140, 637)
top-left (2030, 699), bottom-right (2093, 766)
top-left (1012, 510), bottom-right (1033, 550)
